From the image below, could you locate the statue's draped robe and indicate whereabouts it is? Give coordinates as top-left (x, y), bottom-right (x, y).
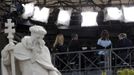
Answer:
top-left (1, 36), bottom-right (61, 75)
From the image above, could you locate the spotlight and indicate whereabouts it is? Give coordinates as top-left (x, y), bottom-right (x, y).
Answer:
top-left (21, 2), bottom-right (35, 19)
top-left (57, 9), bottom-right (72, 27)
top-left (81, 11), bottom-right (98, 27)
top-left (31, 6), bottom-right (50, 23)
top-left (104, 7), bottom-right (123, 21)
top-left (123, 6), bottom-right (134, 22)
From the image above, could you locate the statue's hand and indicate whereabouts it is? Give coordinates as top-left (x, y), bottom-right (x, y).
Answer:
top-left (4, 42), bottom-right (15, 51)
top-left (1, 42), bottom-right (15, 65)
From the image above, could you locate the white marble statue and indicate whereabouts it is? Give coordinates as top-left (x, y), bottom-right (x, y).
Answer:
top-left (1, 25), bottom-right (61, 75)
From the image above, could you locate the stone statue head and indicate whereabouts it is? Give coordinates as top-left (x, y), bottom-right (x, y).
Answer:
top-left (29, 25), bottom-right (47, 40)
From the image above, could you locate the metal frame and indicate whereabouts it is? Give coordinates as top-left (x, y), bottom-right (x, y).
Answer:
top-left (0, 0), bottom-right (133, 20)
top-left (52, 47), bottom-right (134, 75)
top-left (5, 0), bottom-right (132, 7)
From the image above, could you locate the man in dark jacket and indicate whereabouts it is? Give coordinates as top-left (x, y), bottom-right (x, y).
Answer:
top-left (116, 33), bottom-right (133, 65)
top-left (117, 33), bottom-right (133, 47)
top-left (68, 33), bottom-right (81, 51)
top-left (68, 33), bottom-right (81, 67)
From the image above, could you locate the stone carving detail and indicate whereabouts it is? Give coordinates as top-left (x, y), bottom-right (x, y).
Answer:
top-left (1, 24), bottom-right (61, 75)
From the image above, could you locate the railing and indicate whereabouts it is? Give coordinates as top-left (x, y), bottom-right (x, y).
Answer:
top-left (52, 47), bottom-right (134, 75)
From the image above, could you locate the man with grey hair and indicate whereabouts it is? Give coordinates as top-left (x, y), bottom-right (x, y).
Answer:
top-left (1, 25), bottom-right (61, 75)
top-left (116, 33), bottom-right (133, 65)
top-left (117, 33), bottom-right (133, 47)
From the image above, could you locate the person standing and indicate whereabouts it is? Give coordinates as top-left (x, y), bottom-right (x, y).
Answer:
top-left (97, 30), bottom-right (112, 75)
top-left (117, 33), bottom-right (133, 48)
top-left (97, 30), bottom-right (112, 49)
top-left (116, 33), bottom-right (133, 65)
top-left (53, 33), bottom-right (67, 53)
top-left (52, 33), bottom-right (67, 69)
top-left (68, 33), bottom-right (81, 52)
top-left (68, 33), bottom-right (81, 67)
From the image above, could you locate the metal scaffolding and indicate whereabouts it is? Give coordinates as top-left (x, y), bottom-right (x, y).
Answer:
top-left (52, 47), bottom-right (134, 75)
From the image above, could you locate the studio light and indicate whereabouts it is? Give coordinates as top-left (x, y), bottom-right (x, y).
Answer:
top-left (31, 6), bottom-right (50, 23)
top-left (57, 9), bottom-right (72, 26)
top-left (123, 6), bottom-right (134, 22)
top-left (22, 2), bottom-right (35, 19)
top-left (81, 11), bottom-right (98, 27)
top-left (104, 7), bottom-right (123, 21)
